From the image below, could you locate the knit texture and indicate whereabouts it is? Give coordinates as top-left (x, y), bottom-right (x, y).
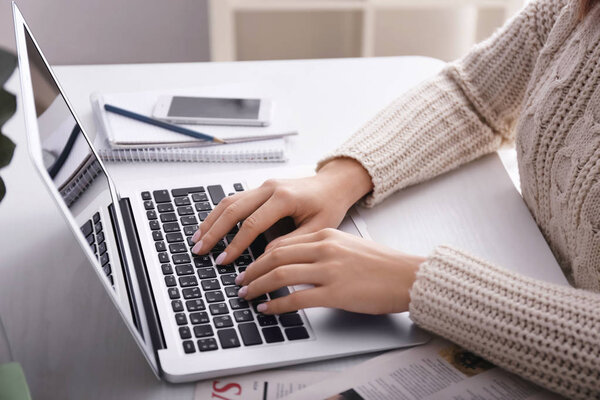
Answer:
top-left (317, 0), bottom-right (600, 398)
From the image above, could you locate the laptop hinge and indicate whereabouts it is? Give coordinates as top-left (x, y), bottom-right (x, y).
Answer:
top-left (119, 197), bottom-right (167, 352)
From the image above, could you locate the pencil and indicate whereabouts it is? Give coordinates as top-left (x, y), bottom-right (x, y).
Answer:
top-left (104, 103), bottom-right (226, 144)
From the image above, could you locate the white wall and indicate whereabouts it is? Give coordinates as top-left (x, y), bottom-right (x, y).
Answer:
top-left (0, 0), bottom-right (211, 65)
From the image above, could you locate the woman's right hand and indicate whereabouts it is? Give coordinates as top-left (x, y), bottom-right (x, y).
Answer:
top-left (190, 157), bottom-right (373, 265)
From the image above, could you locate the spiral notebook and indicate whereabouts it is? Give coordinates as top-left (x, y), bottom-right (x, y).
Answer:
top-left (90, 84), bottom-right (297, 163)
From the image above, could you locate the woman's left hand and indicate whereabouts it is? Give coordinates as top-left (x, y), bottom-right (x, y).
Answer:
top-left (235, 228), bottom-right (426, 315)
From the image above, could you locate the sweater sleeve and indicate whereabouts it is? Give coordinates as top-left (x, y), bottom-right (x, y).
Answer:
top-left (317, 0), bottom-right (568, 207)
top-left (410, 245), bottom-right (600, 400)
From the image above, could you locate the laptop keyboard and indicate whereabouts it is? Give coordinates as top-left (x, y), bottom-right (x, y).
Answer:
top-left (142, 184), bottom-right (310, 354)
top-left (80, 212), bottom-right (114, 286)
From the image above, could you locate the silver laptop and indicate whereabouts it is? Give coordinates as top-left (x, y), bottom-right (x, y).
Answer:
top-left (12, 4), bottom-right (429, 382)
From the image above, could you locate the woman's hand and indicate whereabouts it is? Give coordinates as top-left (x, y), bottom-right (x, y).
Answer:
top-left (191, 158), bottom-right (373, 265)
top-left (235, 228), bottom-right (426, 315)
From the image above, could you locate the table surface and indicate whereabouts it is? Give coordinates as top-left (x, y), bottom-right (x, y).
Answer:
top-left (0, 56), bottom-right (447, 399)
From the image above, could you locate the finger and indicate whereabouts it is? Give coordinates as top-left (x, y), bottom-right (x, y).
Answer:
top-left (219, 196), bottom-right (294, 264)
top-left (264, 220), bottom-right (325, 253)
top-left (191, 192), bottom-right (242, 242)
top-left (265, 226), bottom-right (335, 253)
top-left (237, 242), bottom-right (321, 285)
top-left (240, 264), bottom-right (323, 300)
top-left (257, 287), bottom-right (328, 315)
top-left (191, 188), bottom-right (270, 255)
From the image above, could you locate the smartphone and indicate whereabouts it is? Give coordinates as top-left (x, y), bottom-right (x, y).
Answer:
top-left (153, 95), bottom-right (272, 126)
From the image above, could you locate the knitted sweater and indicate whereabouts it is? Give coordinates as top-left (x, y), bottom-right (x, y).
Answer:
top-left (318, 0), bottom-right (600, 398)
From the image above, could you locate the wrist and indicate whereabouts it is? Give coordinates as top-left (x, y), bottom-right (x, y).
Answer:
top-left (317, 157), bottom-right (373, 208)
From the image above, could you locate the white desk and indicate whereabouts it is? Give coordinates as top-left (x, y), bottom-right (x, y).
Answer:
top-left (0, 56), bottom-right (445, 399)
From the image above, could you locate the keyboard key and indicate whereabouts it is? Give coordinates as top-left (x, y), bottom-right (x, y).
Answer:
top-left (182, 287), bottom-right (201, 299)
top-left (177, 206), bottom-right (194, 216)
top-left (182, 340), bottom-right (195, 354)
top-left (149, 220), bottom-right (160, 231)
top-left (174, 197), bottom-right (191, 206)
top-left (187, 237), bottom-right (195, 247)
top-left (165, 275), bottom-right (176, 287)
top-left (179, 276), bottom-right (198, 287)
top-left (153, 190), bottom-right (171, 203)
top-left (257, 314), bottom-right (277, 326)
top-left (194, 324), bottom-right (214, 338)
top-left (238, 322), bottom-right (262, 346)
top-left (100, 253), bottom-right (110, 266)
top-left (197, 267), bottom-right (217, 279)
top-left (186, 299), bottom-right (205, 311)
top-left (169, 243), bottom-right (187, 253)
top-left (189, 311), bottom-right (209, 325)
top-left (262, 326), bottom-right (284, 343)
top-left (233, 183), bottom-right (244, 192)
top-left (172, 186), bottom-right (204, 197)
top-left (233, 310), bottom-right (253, 322)
top-left (160, 213), bottom-right (177, 223)
top-left (207, 185), bottom-right (226, 205)
top-left (173, 254), bottom-right (191, 264)
top-left (168, 287), bottom-right (180, 299)
top-left (269, 287), bottom-right (290, 299)
top-left (152, 231), bottom-right (163, 241)
top-left (141, 191), bottom-right (151, 200)
top-left (175, 313), bottom-right (187, 326)
top-left (212, 240), bottom-right (226, 252)
top-left (195, 202), bottom-right (212, 212)
top-left (97, 231), bottom-right (105, 244)
top-left (98, 242), bottom-right (107, 256)
top-left (155, 241), bottom-right (166, 252)
top-left (146, 210), bottom-right (157, 220)
top-left (218, 328), bottom-right (240, 349)
top-left (235, 255), bottom-right (253, 266)
top-left (237, 267), bottom-right (247, 273)
top-left (166, 232), bottom-right (184, 243)
top-left (229, 298), bottom-right (249, 309)
top-left (183, 225), bottom-right (198, 236)
top-left (179, 326), bottom-right (191, 339)
top-left (143, 200), bottom-right (154, 210)
top-left (217, 264), bottom-right (235, 274)
top-left (176, 264), bottom-right (194, 276)
top-left (194, 255), bottom-right (212, 268)
top-left (172, 300), bottom-right (184, 312)
top-left (198, 211), bottom-right (210, 221)
top-left (161, 263), bottom-right (173, 275)
top-left (213, 315), bottom-right (233, 329)
top-left (197, 338), bottom-right (218, 352)
top-left (163, 222), bottom-right (180, 233)
top-left (205, 290), bottom-right (225, 303)
top-left (209, 303), bottom-right (229, 315)
top-left (103, 264), bottom-right (111, 276)
top-left (225, 286), bottom-right (240, 298)
top-left (180, 216), bottom-right (198, 226)
top-left (158, 252), bottom-right (169, 263)
top-left (285, 327), bottom-right (309, 341)
top-left (157, 203), bottom-right (174, 213)
top-left (202, 279), bottom-right (221, 291)
top-left (221, 274), bottom-right (237, 286)
top-left (108, 275), bottom-right (114, 286)
top-left (254, 294), bottom-right (268, 302)
top-left (192, 193), bottom-right (208, 202)
top-left (81, 220), bottom-right (93, 237)
top-left (279, 313), bottom-right (303, 327)
top-left (252, 301), bottom-right (267, 314)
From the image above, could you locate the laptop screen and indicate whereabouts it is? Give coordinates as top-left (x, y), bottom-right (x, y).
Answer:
top-left (23, 29), bottom-right (111, 215)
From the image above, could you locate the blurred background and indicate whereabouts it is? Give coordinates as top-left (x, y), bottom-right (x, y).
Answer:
top-left (0, 0), bottom-right (525, 65)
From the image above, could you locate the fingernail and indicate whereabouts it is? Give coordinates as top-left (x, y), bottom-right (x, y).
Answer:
top-left (238, 286), bottom-right (248, 298)
top-left (191, 240), bottom-right (203, 254)
top-left (191, 229), bottom-right (202, 243)
top-left (257, 303), bottom-right (268, 313)
top-left (235, 271), bottom-right (245, 285)
top-left (215, 252), bottom-right (227, 265)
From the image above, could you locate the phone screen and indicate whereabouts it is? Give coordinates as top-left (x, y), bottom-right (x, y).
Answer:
top-left (167, 96), bottom-right (261, 119)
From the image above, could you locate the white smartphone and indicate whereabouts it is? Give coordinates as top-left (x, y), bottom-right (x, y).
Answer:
top-left (153, 95), bottom-right (272, 126)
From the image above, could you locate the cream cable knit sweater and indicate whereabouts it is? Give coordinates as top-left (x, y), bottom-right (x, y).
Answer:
top-left (318, 0), bottom-right (600, 398)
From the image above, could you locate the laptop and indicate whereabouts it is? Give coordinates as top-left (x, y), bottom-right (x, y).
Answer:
top-left (12, 4), bottom-right (429, 382)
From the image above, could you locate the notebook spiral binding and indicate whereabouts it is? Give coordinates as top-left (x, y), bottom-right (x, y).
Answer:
top-left (96, 146), bottom-right (286, 163)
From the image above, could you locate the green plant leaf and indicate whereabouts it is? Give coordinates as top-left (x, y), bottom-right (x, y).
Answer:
top-left (0, 48), bottom-right (17, 87)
